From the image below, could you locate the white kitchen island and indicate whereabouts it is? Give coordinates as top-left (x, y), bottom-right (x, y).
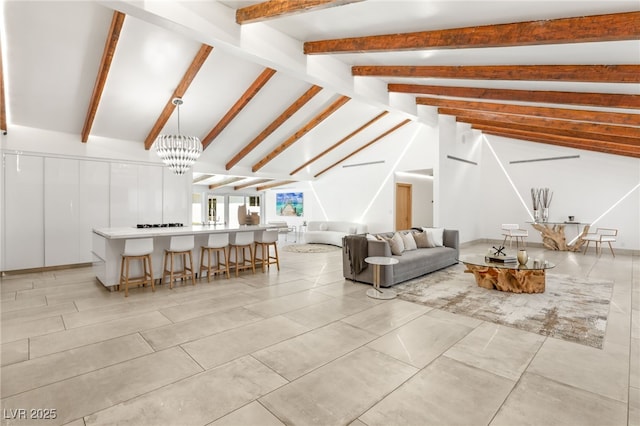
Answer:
top-left (92, 224), bottom-right (273, 289)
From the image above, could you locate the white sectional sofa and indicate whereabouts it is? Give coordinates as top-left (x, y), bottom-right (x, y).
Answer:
top-left (304, 221), bottom-right (367, 247)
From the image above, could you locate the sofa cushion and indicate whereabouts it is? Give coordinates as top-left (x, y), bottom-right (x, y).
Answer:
top-left (401, 232), bottom-right (417, 251)
top-left (319, 223), bottom-right (328, 231)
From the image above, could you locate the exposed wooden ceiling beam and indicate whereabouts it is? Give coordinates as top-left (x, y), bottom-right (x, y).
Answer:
top-left (234, 179), bottom-right (272, 191)
top-left (208, 177), bottom-right (244, 190)
top-left (353, 65), bottom-right (640, 83)
top-left (236, 0), bottom-right (363, 24)
top-left (252, 95), bottom-right (351, 172)
top-left (478, 126), bottom-right (640, 158)
top-left (0, 36), bottom-right (6, 134)
top-left (256, 180), bottom-right (297, 191)
top-left (314, 119), bottom-right (411, 178)
top-left (226, 85), bottom-right (322, 170)
top-left (290, 111), bottom-right (388, 175)
top-left (305, 11), bottom-right (640, 54)
top-left (81, 11), bottom-right (125, 143)
top-left (144, 44), bottom-right (213, 150)
top-left (416, 97), bottom-right (640, 126)
top-left (460, 117), bottom-right (640, 146)
top-left (202, 68), bottom-right (277, 149)
top-left (390, 84), bottom-right (640, 109)
top-left (438, 108), bottom-right (640, 141)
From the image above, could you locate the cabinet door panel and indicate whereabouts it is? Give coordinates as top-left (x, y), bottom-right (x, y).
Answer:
top-left (138, 165), bottom-right (163, 225)
top-left (45, 157), bottom-right (80, 266)
top-left (162, 167), bottom-right (190, 225)
top-left (4, 154), bottom-right (44, 270)
top-left (79, 160), bottom-right (109, 263)
top-left (110, 163), bottom-right (138, 227)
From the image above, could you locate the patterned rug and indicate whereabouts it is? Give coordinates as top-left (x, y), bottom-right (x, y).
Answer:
top-left (394, 264), bottom-right (613, 348)
top-left (282, 244), bottom-right (341, 253)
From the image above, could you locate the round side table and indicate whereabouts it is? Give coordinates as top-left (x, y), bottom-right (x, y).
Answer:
top-left (365, 256), bottom-right (399, 300)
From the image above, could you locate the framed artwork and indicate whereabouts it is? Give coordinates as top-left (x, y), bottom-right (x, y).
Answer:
top-left (276, 192), bottom-right (303, 216)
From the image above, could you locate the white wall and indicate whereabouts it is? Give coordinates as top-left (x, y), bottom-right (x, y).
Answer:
top-left (268, 114), bottom-right (639, 252)
top-left (436, 116), bottom-right (484, 242)
top-left (479, 133), bottom-right (640, 250)
top-left (263, 121), bottom-right (439, 234)
top-left (435, 117), bottom-right (640, 251)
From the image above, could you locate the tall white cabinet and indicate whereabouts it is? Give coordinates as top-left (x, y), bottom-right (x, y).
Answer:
top-left (4, 154), bottom-right (44, 270)
top-left (44, 158), bottom-right (80, 266)
top-left (2, 153), bottom-right (191, 272)
top-left (79, 160), bottom-right (110, 263)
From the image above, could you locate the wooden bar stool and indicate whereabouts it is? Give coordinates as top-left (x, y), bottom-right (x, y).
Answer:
top-left (254, 229), bottom-right (280, 272)
top-left (199, 233), bottom-right (230, 281)
top-left (119, 238), bottom-right (154, 297)
top-left (162, 235), bottom-right (195, 289)
top-left (229, 231), bottom-right (255, 277)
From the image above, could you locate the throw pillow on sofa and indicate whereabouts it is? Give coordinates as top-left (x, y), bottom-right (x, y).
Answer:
top-left (379, 232), bottom-right (405, 255)
top-left (319, 223), bottom-right (329, 231)
top-left (390, 232), bottom-right (405, 255)
top-left (401, 232), bottom-right (417, 251)
top-left (422, 227), bottom-right (444, 247)
top-left (412, 231), bottom-right (430, 248)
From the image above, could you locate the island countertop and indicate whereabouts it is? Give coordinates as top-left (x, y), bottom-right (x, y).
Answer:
top-left (92, 224), bottom-right (273, 239)
top-left (91, 224), bottom-right (278, 287)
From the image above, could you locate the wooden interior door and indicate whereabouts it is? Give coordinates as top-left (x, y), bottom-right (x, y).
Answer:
top-left (396, 183), bottom-right (412, 230)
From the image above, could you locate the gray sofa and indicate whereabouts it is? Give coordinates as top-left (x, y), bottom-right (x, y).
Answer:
top-left (342, 229), bottom-right (459, 288)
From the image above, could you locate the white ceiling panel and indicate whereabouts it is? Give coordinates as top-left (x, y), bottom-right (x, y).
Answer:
top-left (2, 0), bottom-right (638, 184)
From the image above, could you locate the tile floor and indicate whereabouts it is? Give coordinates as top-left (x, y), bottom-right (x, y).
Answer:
top-left (0, 242), bottom-right (638, 426)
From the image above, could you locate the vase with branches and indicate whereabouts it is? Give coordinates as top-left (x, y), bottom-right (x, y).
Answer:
top-left (540, 188), bottom-right (553, 222)
top-left (531, 188), bottom-right (541, 222)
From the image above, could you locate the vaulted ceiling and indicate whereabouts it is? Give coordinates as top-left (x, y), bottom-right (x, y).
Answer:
top-left (1, 0), bottom-right (638, 191)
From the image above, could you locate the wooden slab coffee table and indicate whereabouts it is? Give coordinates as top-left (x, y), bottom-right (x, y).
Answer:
top-left (458, 254), bottom-right (555, 294)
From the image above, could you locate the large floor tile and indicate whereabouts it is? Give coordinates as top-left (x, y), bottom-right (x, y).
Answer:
top-left (29, 311), bottom-right (172, 358)
top-left (62, 297), bottom-right (179, 329)
top-left (243, 290), bottom-right (334, 318)
top-left (1, 347), bottom-right (202, 426)
top-left (1, 334), bottom-right (153, 398)
top-left (0, 339), bottom-right (29, 367)
top-left (181, 316), bottom-right (310, 369)
top-left (310, 280), bottom-right (369, 298)
top-left (253, 321), bottom-right (378, 380)
top-left (491, 373), bottom-right (627, 426)
top-left (1, 302), bottom-right (77, 325)
top-left (244, 279), bottom-right (322, 299)
top-left (260, 347), bottom-right (418, 425)
top-left (283, 296), bottom-right (379, 329)
top-left (444, 321), bottom-right (545, 381)
top-left (630, 386), bottom-right (640, 426)
top-left (341, 299), bottom-right (430, 336)
top-left (208, 401), bottom-right (285, 426)
top-left (141, 306), bottom-right (264, 350)
top-left (527, 336), bottom-right (629, 402)
top-left (1, 316), bottom-right (65, 344)
top-left (159, 292), bottom-right (262, 323)
top-left (1, 295), bottom-right (47, 313)
top-left (84, 356), bottom-right (286, 426)
top-left (360, 356), bottom-right (515, 426)
top-left (366, 313), bottom-right (475, 368)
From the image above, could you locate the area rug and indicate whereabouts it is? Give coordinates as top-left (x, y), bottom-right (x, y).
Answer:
top-left (282, 244), bottom-right (341, 253)
top-left (394, 264), bottom-right (613, 349)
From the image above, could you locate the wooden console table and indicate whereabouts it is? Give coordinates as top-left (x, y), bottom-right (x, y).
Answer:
top-left (529, 221), bottom-right (590, 251)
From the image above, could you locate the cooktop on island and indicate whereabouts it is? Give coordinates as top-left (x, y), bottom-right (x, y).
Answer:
top-left (136, 223), bottom-right (184, 228)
